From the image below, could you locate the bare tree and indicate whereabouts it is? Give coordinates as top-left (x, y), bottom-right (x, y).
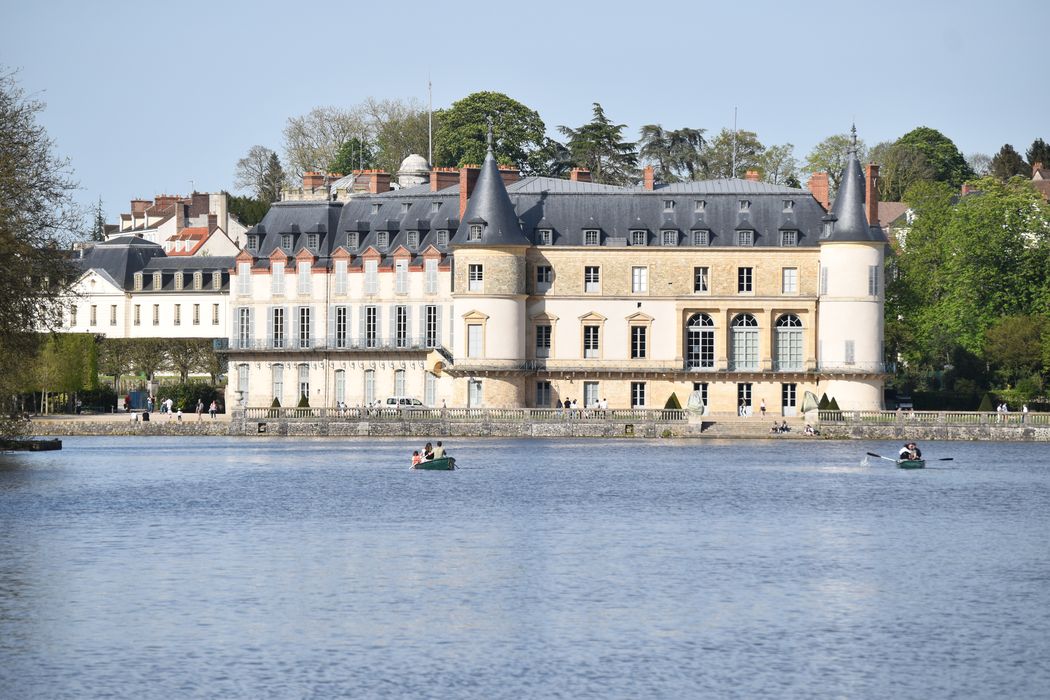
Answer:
top-left (234, 145), bottom-right (276, 197)
top-left (282, 106), bottom-right (370, 179)
top-left (760, 143), bottom-right (798, 185)
top-left (966, 152), bottom-right (991, 177)
top-left (364, 97), bottom-right (431, 175)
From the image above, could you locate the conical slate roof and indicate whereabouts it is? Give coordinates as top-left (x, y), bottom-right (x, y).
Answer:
top-left (451, 144), bottom-right (530, 247)
top-left (822, 130), bottom-right (886, 244)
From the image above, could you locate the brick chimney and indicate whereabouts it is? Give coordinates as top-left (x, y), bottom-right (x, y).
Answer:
top-left (303, 172), bottom-right (326, 190)
top-left (458, 165), bottom-right (482, 218)
top-left (745, 169), bottom-right (760, 182)
top-left (154, 194), bottom-right (181, 211)
top-left (807, 172), bottom-right (830, 210)
top-left (207, 213), bottom-right (218, 234)
top-left (430, 167), bottom-right (458, 192)
top-left (130, 199), bottom-right (150, 215)
top-left (865, 163), bottom-right (879, 225)
top-left (368, 170), bottom-right (391, 194)
top-left (498, 165), bottom-right (520, 187)
top-left (190, 192), bottom-right (210, 217)
top-left (643, 165), bottom-right (654, 191)
top-left (570, 168), bottom-right (591, 183)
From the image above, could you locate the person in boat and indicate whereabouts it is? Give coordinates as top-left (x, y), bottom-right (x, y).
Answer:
top-left (411, 450), bottom-right (422, 467)
top-left (899, 442), bottom-right (922, 460)
top-left (423, 442), bottom-right (434, 460)
top-left (432, 441), bottom-right (445, 459)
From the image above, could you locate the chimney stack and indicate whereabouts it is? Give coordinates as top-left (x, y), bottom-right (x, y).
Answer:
top-left (569, 168), bottom-right (591, 183)
top-left (130, 199), bottom-right (150, 215)
top-left (643, 165), bottom-right (655, 191)
top-left (368, 170), bottom-right (391, 194)
top-left (498, 165), bottom-right (520, 187)
top-left (745, 169), bottom-right (760, 182)
top-left (430, 167), bottom-right (458, 192)
top-left (458, 165), bottom-right (482, 218)
top-left (807, 172), bottom-right (830, 210)
top-left (207, 213), bottom-right (218, 234)
top-left (303, 172), bottom-right (325, 190)
top-left (865, 163), bottom-right (880, 226)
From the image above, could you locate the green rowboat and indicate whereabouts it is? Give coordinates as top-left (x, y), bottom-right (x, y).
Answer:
top-left (412, 456), bottom-right (456, 471)
top-left (897, 459), bottom-right (925, 470)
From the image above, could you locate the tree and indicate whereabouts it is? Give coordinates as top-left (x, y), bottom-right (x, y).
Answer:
top-left (967, 152), bottom-right (992, 177)
top-left (869, 140), bottom-right (936, 202)
top-left (984, 316), bottom-right (1046, 386)
top-left (1026, 138), bottom-right (1050, 168)
top-left (989, 144), bottom-right (1029, 180)
top-left (0, 69), bottom-right (82, 431)
top-left (760, 143), bottom-right (798, 186)
top-left (282, 105), bottom-right (369, 179)
top-left (328, 137), bottom-right (376, 175)
top-left (234, 146), bottom-right (286, 202)
top-left (558, 103), bottom-right (639, 185)
top-left (98, 337), bottom-right (133, 391)
top-left (638, 125), bottom-right (706, 182)
top-left (804, 133), bottom-right (866, 194)
top-left (702, 128), bottom-right (764, 179)
top-left (434, 91), bottom-right (548, 174)
top-left (126, 338), bottom-right (168, 386)
top-left (226, 194), bottom-right (269, 227)
top-left (90, 196), bottom-right (106, 241)
top-left (895, 126), bottom-right (973, 189)
top-left (363, 97), bottom-right (431, 175)
top-left (166, 338), bottom-right (213, 384)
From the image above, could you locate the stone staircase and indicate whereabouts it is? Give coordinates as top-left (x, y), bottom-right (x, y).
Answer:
top-left (695, 415), bottom-right (811, 438)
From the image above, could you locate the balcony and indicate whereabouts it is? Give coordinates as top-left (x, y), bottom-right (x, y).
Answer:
top-left (223, 336), bottom-right (443, 353)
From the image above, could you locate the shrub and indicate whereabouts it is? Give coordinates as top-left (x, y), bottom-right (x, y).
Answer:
top-left (977, 392), bottom-right (995, 412)
top-left (159, 383), bottom-right (221, 413)
top-left (664, 392), bottom-right (682, 410)
top-left (828, 397), bottom-right (841, 411)
top-left (818, 393), bottom-right (830, 410)
top-left (297, 394), bottom-right (310, 408)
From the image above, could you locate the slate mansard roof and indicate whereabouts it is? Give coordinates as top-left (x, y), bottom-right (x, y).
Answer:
top-left (76, 236), bottom-right (233, 291)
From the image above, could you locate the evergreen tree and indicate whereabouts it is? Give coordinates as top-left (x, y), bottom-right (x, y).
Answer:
top-left (90, 196), bottom-right (106, 241)
top-left (328, 137), bottom-right (376, 174)
top-left (433, 91), bottom-right (547, 174)
top-left (702, 128), bottom-right (764, 179)
top-left (989, 144), bottom-right (1029, 180)
top-left (558, 103), bottom-right (639, 185)
top-left (895, 126), bottom-right (973, 188)
top-left (259, 152), bottom-right (286, 203)
top-left (638, 125), bottom-right (706, 182)
top-left (1026, 138), bottom-right (1050, 168)
top-left (805, 133), bottom-right (865, 194)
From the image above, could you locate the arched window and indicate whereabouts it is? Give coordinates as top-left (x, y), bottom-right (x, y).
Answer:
top-left (334, 369), bottom-right (346, 406)
top-left (364, 369), bottom-right (376, 406)
top-left (730, 313), bottom-right (759, 371)
top-left (297, 363), bottom-right (310, 402)
top-left (775, 314), bottom-right (803, 371)
top-left (686, 313), bottom-right (715, 369)
top-left (394, 369), bottom-right (406, 396)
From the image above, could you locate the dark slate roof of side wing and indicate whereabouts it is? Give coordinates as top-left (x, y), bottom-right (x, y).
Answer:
top-left (77, 236), bottom-right (167, 288)
top-left (249, 201), bottom-right (343, 260)
top-left (451, 149), bottom-right (530, 246)
top-left (823, 150), bottom-right (887, 243)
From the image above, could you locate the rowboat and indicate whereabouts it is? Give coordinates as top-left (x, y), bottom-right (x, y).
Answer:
top-left (897, 459), bottom-right (925, 470)
top-left (412, 456), bottom-right (456, 471)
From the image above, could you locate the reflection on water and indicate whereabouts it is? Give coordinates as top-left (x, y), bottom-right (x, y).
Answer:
top-left (1, 437), bottom-right (1048, 698)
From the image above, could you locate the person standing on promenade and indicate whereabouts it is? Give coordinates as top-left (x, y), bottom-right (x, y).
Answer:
top-left (196, 399), bottom-right (204, 421)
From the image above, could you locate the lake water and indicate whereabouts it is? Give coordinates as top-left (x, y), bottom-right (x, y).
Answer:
top-left (1, 437), bottom-right (1048, 699)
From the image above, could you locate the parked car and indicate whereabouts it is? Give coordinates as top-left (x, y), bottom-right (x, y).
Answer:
top-left (384, 396), bottom-right (425, 409)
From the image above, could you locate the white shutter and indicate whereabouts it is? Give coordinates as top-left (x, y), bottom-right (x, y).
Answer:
top-left (266, 306), bottom-right (274, 349)
top-left (418, 305), bottom-right (427, 346)
top-left (327, 305), bottom-right (335, 348)
top-left (290, 306), bottom-right (298, 348)
top-left (389, 305), bottom-right (397, 347)
top-left (405, 306), bottom-right (412, 347)
top-left (358, 305), bottom-right (366, 346)
top-left (248, 308), bottom-right (255, 346)
top-left (435, 305), bottom-right (443, 346)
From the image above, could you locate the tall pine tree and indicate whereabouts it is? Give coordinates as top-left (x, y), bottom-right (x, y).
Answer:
top-left (989, 144), bottom-right (1028, 180)
top-left (558, 104), bottom-right (638, 185)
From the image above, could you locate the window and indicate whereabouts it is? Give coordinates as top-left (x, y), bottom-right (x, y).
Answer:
top-left (536, 265), bottom-right (553, 292)
top-left (238, 262), bottom-right (251, 295)
top-left (193, 271), bottom-right (203, 290)
top-left (365, 259), bottom-right (378, 295)
top-left (271, 307), bottom-right (285, 349)
top-left (737, 267), bottom-right (753, 293)
top-left (371, 203), bottom-right (381, 215)
top-left (694, 200), bottom-right (706, 213)
top-left (134, 272), bottom-right (143, 291)
top-left (780, 230), bottom-right (798, 247)
top-left (663, 200), bottom-right (675, 212)
top-left (394, 369), bottom-right (406, 396)
top-left (298, 364), bottom-right (309, 402)
top-left (583, 229), bottom-right (600, 246)
top-left (298, 306), bottom-right (311, 349)
top-left (692, 230), bottom-right (709, 246)
top-left (468, 264), bottom-right (483, 292)
top-left (394, 259), bottom-right (409, 295)
top-left (364, 306), bottom-right (378, 348)
top-left (271, 261), bottom-right (285, 296)
top-left (152, 304), bottom-right (160, 326)
top-left (631, 382), bottom-right (646, 408)
top-left (631, 326), bottom-right (647, 359)
top-left (347, 232), bottom-right (359, 249)
top-left (133, 305), bottom-right (140, 326)
top-left (737, 383), bottom-right (752, 413)
top-left (237, 308), bottom-right (251, 348)
top-left (782, 383), bottom-right (797, 415)
top-left (583, 381), bottom-right (599, 409)
top-left (467, 324), bottom-right (483, 358)
top-left (730, 314), bottom-right (759, 370)
top-left (424, 259), bottom-right (438, 294)
top-left (583, 325), bottom-right (600, 358)
top-left (174, 272), bottom-right (184, 291)
top-left (737, 230), bottom-right (754, 247)
top-left (394, 305), bottom-right (408, 348)
top-left (775, 314), bottom-right (803, 371)
top-left (335, 259), bottom-right (348, 295)
top-left (686, 313), bottom-right (715, 369)
top-left (693, 267), bottom-right (709, 293)
top-left (281, 234), bottom-right (293, 251)
top-left (401, 202), bottom-right (411, 215)
top-left (192, 304), bottom-right (200, 326)
top-left (272, 365), bottom-right (284, 403)
top-left (424, 305), bottom-right (439, 347)
top-left (247, 236), bottom-right (258, 252)
top-left (468, 224), bottom-right (483, 241)
top-left (70, 306), bottom-right (77, 326)
top-left (537, 229), bottom-right (552, 245)
top-left (212, 304), bottom-right (220, 325)
top-left (425, 372), bottom-right (437, 406)
top-left (845, 339), bottom-right (856, 365)
top-left (783, 200), bottom-right (795, 212)
top-left (174, 304), bottom-right (181, 326)
top-left (820, 267), bottom-right (828, 295)
top-left (377, 232), bottom-right (389, 249)
top-left (468, 379), bottom-right (483, 407)
top-left (631, 266), bottom-right (648, 293)
top-left (631, 230), bottom-right (647, 246)
top-left (212, 272), bottom-right (222, 290)
top-left (334, 306), bottom-right (348, 348)
top-left (297, 261), bottom-right (312, 296)
top-left (868, 265), bottom-right (879, 296)
top-left (110, 305), bottom-right (117, 326)
top-left (431, 202), bottom-right (441, 214)
top-left (436, 230), bottom-right (449, 246)
top-left (364, 369), bottom-right (375, 405)
top-left (584, 266), bottom-right (600, 293)
top-left (237, 364), bottom-right (249, 399)
top-left (535, 324), bottom-right (551, 358)
top-left (407, 231), bottom-right (419, 249)
top-left (782, 267), bottom-right (798, 294)
top-left (661, 230), bottom-right (677, 246)
top-left (335, 369), bottom-right (346, 406)
top-left (739, 200), bottom-right (751, 212)
top-left (536, 381), bottom-right (552, 408)
top-left (152, 271), bottom-right (162, 290)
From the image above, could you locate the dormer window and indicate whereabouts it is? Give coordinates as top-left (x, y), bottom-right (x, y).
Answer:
top-left (212, 272), bottom-right (222, 290)
top-left (694, 200), bottom-right (706, 213)
top-left (583, 229), bottom-right (600, 246)
top-left (737, 230), bottom-right (754, 247)
top-left (193, 271), bottom-right (203, 290)
top-left (401, 202), bottom-right (411, 214)
top-left (133, 272), bottom-right (143, 291)
top-left (347, 232), bottom-right (359, 249)
top-left (663, 200), bottom-right (675, 212)
top-left (739, 200), bottom-right (751, 212)
top-left (307, 233), bottom-right (319, 250)
top-left (783, 200), bottom-right (795, 212)
top-left (377, 231), bottom-right (389, 249)
top-left (281, 234), bottom-right (293, 251)
top-left (536, 229), bottom-right (552, 245)
top-left (431, 202), bottom-right (441, 214)
top-left (692, 230), bottom-right (710, 247)
top-left (661, 230), bottom-right (678, 246)
top-left (174, 272), bottom-right (184, 291)
top-left (822, 215), bottom-right (836, 239)
top-left (371, 203), bottom-right (381, 215)
top-left (468, 224), bottom-right (483, 242)
top-left (246, 236), bottom-right (258, 252)
top-left (780, 230), bottom-right (798, 247)
top-left (407, 231), bottom-right (419, 249)
top-left (630, 230), bottom-right (647, 246)
top-left (152, 271), bottom-right (162, 289)
top-left (437, 230), bottom-right (449, 246)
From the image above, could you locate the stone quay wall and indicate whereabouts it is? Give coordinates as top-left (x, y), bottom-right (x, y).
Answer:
top-left (32, 419), bottom-right (231, 437)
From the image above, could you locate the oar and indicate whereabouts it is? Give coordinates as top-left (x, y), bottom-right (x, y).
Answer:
top-left (934, 457), bottom-right (954, 461)
top-left (866, 451), bottom-right (898, 463)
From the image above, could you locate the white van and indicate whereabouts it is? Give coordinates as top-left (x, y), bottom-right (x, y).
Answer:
top-left (385, 396), bottom-right (425, 409)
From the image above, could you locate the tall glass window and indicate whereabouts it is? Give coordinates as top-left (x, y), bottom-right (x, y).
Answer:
top-left (631, 326), bottom-right (647, 359)
top-left (467, 324), bottom-right (483, 358)
top-left (271, 261), bottom-right (285, 296)
top-left (297, 261), bottom-right (311, 295)
top-left (364, 369), bottom-right (375, 405)
top-left (395, 305), bottom-right (408, 348)
top-left (468, 264), bottom-right (483, 292)
top-left (425, 305), bottom-right (439, 347)
top-left (297, 364), bottom-right (309, 402)
top-left (730, 314), bottom-right (759, 371)
top-left (536, 381), bottom-right (552, 408)
top-left (238, 308), bottom-right (251, 349)
top-left (535, 324), bottom-right (552, 358)
top-left (335, 369), bottom-right (346, 406)
top-left (272, 307), bottom-right (284, 349)
top-left (686, 313), bottom-right (714, 369)
top-left (630, 382), bottom-right (646, 408)
top-left (584, 266), bottom-right (600, 293)
top-left (335, 306), bottom-right (348, 349)
top-left (775, 314), bottom-right (803, 371)
top-left (425, 372), bottom-right (437, 406)
top-left (583, 325), bottom-right (600, 358)
top-left (782, 267), bottom-right (798, 294)
top-left (364, 306), bottom-right (378, 348)
top-left (298, 307), bottom-right (311, 349)
top-left (271, 364), bottom-right (284, 404)
top-left (394, 369), bottom-right (406, 396)
top-left (334, 259), bottom-right (348, 295)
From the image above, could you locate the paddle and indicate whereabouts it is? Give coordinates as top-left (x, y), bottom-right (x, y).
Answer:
top-left (866, 451), bottom-right (898, 462)
top-left (866, 451), bottom-right (954, 463)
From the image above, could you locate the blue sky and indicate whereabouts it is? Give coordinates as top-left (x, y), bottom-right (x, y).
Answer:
top-left (2, 0), bottom-right (1047, 222)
